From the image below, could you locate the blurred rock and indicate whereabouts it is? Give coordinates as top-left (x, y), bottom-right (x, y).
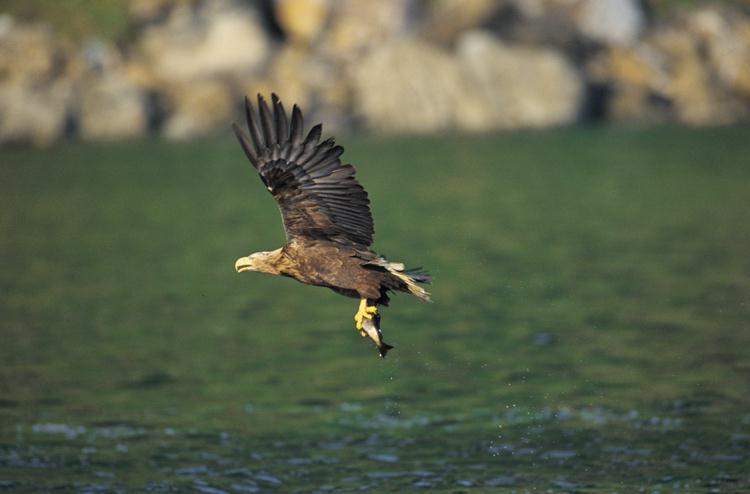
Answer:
top-left (420, 0), bottom-right (502, 44)
top-left (587, 46), bottom-right (668, 122)
top-left (686, 7), bottom-right (750, 100)
top-left (498, 0), bottom-right (644, 49)
top-left (274, 0), bottom-right (331, 46)
top-left (319, 0), bottom-right (415, 62)
top-left (138, 0), bottom-right (271, 83)
top-left (495, 0), bottom-right (585, 49)
top-left (0, 18), bottom-right (75, 146)
top-left (351, 33), bottom-right (583, 133)
top-left (75, 39), bottom-right (148, 140)
top-left (350, 39), bottom-right (464, 133)
top-left (163, 78), bottom-right (235, 139)
top-left (123, 57), bottom-right (161, 92)
top-left (456, 31), bottom-right (583, 130)
top-left (576, 0), bottom-right (645, 46)
top-left (650, 26), bottom-right (728, 125)
top-left (0, 80), bottom-right (73, 146)
top-left (244, 45), bottom-right (350, 130)
top-left (3, 0), bottom-right (750, 147)
top-left (79, 72), bottom-right (147, 140)
top-left (589, 6), bottom-right (750, 125)
top-left (0, 18), bottom-right (72, 84)
top-left (80, 38), bottom-right (121, 75)
top-left (246, 45), bottom-right (325, 110)
top-left (129, 0), bottom-right (174, 24)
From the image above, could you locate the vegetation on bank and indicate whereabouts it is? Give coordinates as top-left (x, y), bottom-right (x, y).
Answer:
top-left (1, 0), bottom-right (131, 42)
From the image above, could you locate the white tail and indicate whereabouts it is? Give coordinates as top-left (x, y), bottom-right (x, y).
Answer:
top-left (370, 257), bottom-right (432, 302)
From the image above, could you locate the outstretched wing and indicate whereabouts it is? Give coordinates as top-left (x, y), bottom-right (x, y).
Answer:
top-left (232, 94), bottom-right (374, 246)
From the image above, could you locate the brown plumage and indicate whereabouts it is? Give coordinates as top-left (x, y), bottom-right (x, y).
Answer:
top-left (232, 94), bottom-right (431, 357)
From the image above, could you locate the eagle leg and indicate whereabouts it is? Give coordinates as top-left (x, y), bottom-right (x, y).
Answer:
top-left (354, 298), bottom-right (378, 331)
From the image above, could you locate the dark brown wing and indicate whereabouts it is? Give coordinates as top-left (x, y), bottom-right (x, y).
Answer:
top-left (232, 94), bottom-right (374, 246)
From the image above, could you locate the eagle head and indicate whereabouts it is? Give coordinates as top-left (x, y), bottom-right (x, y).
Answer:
top-left (234, 249), bottom-right (282, 274)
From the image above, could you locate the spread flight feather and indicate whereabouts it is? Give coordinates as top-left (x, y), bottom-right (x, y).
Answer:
top-left (233, 94), bottom-right (431, 357)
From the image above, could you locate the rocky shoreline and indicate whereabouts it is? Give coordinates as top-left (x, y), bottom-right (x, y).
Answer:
top-left (1, 0), bottom-right (749, 147)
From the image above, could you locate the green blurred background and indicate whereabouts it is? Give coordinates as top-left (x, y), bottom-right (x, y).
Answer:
top-left (2, 127), bottom-right (750, 492)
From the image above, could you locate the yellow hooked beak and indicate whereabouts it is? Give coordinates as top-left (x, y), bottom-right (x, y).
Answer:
top-left (234, 256), bottom-right (254, 273)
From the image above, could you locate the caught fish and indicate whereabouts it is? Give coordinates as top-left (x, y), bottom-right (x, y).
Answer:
top-left (359, 312), bottom-right (394, 358)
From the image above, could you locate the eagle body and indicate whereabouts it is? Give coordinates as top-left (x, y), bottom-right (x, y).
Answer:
top-left (259, 238), bottom-right (426, 305)
top-left (233, 94), bottom-right (431, 357)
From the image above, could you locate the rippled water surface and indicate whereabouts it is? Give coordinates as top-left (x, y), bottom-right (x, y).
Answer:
top-left (2, 127), bottom-right (749, 492)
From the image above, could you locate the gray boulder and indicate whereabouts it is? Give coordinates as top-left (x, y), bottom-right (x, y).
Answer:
top-left (241, 44), bottom-right (351, 131)
top-left (319, 0), bottom-right (415, 62)
top-left (419, 0), bottom-right (503, 44)
top-left (138, 0), bottom-right (271, 83)
top-left (0, 17), bottom-right (70, 85)
top-left (273, 0), bottom-right (331, 46)
top-left (75, 39), bottom-right (149, 140)
top-left (350, 39), bottom-right (465, 133)
top-left (0, 18), bottom-right (74, 146)
top-left (576, 0), bottom-right (645, 46)
top-left (350, 33), bottom-right (583, 133)
top-left (588, 6), bottom-right (750, 125)
top-left (496, 0), bottom-right (644, 49)
top-left (79, 72), bottom-right (148, 141)
top-left (163, 78), bottom-right (235, 139)
top-left (456, 31), bottom-right (583, 130)
top-left (0, 81), bottom-right (74, 147)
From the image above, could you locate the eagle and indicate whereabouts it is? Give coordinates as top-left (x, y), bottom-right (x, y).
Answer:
top-left (232, 94), bottom-right (432, 357)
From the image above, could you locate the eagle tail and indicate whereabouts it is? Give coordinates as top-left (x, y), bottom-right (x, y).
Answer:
top-left (364, 256), bottom-right (433, 302)
top-left (405, 268), bottom-right (432, 284)
top-left (386, 262), bottom-right (432, 302)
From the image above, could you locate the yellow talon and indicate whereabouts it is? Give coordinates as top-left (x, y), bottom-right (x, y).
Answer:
top-left (354, 298), bottom-right (377, 330)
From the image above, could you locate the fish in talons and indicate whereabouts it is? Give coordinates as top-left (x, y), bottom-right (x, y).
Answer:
top-left (359, 311), bottom-right (393, 358)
